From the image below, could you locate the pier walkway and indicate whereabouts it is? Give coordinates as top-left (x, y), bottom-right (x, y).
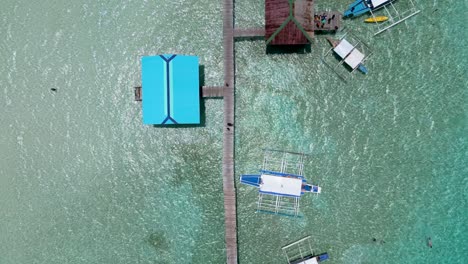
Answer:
top-left (234, 28), bottom-right (265, 38)
top-left (222, 0), bottom-right (237, 263)
top-left (202, 86), bottom-right (224, 98)
top-left (312, 11), bottom-right (341, 31)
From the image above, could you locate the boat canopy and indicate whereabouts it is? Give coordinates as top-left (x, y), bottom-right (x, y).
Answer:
top-left (291, 257), bottom-right (319, 264)
top-left (333, 39), bottom-right (364, 70)
top-left (333, 39), bottom-right (354, 58)
top-left (260, 174), bottom-right (303, 197)
top-left (370, 0), bottom-right (389, 8)
top-left (343, 0), bottom-right (370, 17)
top-left (344, 49), bottom-right (365, 69)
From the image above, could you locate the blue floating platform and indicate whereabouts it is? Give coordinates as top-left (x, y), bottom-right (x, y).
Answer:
top-left (141, 54), bottom-right (200, 125)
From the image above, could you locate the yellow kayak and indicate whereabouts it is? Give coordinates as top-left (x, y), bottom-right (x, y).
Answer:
top-left (364, 16), bottom-right (389, 23)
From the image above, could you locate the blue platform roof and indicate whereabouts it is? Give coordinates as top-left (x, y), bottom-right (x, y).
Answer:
top-left (141, 54), bottom-right (200, 125)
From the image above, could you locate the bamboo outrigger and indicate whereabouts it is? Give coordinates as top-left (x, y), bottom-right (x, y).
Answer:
top-left (344, 0), bottom-right (421, 36)
top-left (321, 32), bottom-right (373, 81)
top-left (240, 149), bottom-right (321, 217)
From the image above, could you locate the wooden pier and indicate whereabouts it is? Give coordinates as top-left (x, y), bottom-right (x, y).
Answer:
top-left (134, 86), bottom-right (142, 101)
top-left (201, 86), bottom-right (224, 98)
top-left (222, 0), bottom-right (237, 263)
top-left (234, 28), bottom-right (265, 38)
top-left (312, 11), bottom-right (341, 31)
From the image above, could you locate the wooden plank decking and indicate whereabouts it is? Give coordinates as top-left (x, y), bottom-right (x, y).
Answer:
top-left (222, 0), bottom-right (237, 263)
top-left (201, 86), bottom-right (224, 98)
top-left (234, 28), bottom-right (265, 38)
top-left (312, 11), bottom-right (341, 31)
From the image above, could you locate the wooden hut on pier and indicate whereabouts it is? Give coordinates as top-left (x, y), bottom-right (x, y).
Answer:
top-left (265, 0), bottom-right (341, 46)
top-left (265, 0), bottom-right (315, 45)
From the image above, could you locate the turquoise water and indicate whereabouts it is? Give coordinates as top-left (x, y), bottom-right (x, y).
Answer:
top-left (0, 0), bottom-right (466, 263)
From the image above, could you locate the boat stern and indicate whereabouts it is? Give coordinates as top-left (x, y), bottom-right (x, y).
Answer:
top-left (303, 184), bottom-right (321, 194)
top-left (358, 64), bottom-right (368, 74)
top-left (344, 9), bottom-right (353, 18)
top-left (240, 174), bottom-right (261, 188)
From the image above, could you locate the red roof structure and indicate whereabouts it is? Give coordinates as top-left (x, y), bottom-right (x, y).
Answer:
top-left (265, 0), bottom-right (315, 45)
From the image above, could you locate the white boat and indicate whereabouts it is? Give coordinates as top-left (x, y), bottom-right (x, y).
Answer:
top-left (282, 236), bottom-right (330, 264)
top-left (327, 37), bottom-right (368, 74)
top-left (239, 150), bottom-right (321, 217)
top-left (322, 32), bottom-right (373, 81)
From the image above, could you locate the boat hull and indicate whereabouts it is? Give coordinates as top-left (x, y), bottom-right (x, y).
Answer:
top-left (327, 38), bottom-right (369, 75)
top-left (358, 64), bottom-right (368, 74)
top-left (344, 0), bottom-right (394, 18)
top-left (365, 16), bottom-right (389, 23)
top-left (344, 0), bottom-right (370, 18)
top-left (240, 174), bottom-right (261, 187)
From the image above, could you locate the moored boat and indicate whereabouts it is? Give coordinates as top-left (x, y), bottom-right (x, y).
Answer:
top-left (344, 0), bottom-right (394, 18)
top-left (239, 150), bottom-right (321, 216)
top-left (326, 37), bottom-right (368, 74)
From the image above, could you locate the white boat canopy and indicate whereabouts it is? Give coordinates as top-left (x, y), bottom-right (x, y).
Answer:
top-left (370, 0), bottom-right (389, 8)
top-left (260, 174), bottom-right (302, 197)
top-left (322, 31), bottom-right (373, 81)
top-left (333, 39), bottom-right (354, 58)
top-left (295, 258), bottom-right (319, 264)
top-left (345, 49), bottom-right (365, 69)
top-left (333, 39), bottom-right (365, 70)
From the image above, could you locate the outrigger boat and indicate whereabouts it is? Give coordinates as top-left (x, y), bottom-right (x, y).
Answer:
top-left (345, 0), bottom-right (421, 35)
top-left (240, 150), bottom-right (321, 217)
top-left (241, 172), bottom-right (321, 196)
top-left (326, 37), bottom-right (368, 74)
top-left (283, 236), bottom-right (330, 264)
top-left (364, 16), bottom-right (388, 23)
top-left (344, 0), bottom-right (394, 18)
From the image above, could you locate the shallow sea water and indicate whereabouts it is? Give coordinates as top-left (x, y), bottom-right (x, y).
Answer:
top-left (0, 0), bottom-right (467, 263)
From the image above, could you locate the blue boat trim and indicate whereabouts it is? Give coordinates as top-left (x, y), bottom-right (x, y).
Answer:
top-left (358, 64), bottom-right (368, 74)
top-left (240, 174), bottom-right (261, 187)
top-left (344, 0), bottom-right (370, 17)
top-left (240, 171), bottom-right (321, 196)
top-left (318, 253), bottom-right (329, 261)
top-left (241, 174), bottom-right (320, 195)
top-left (344, 0), bottom-right (394, 18)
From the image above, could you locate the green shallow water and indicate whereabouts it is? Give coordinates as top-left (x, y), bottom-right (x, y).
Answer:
top-left (0, 0), bottom-right (467, 263)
